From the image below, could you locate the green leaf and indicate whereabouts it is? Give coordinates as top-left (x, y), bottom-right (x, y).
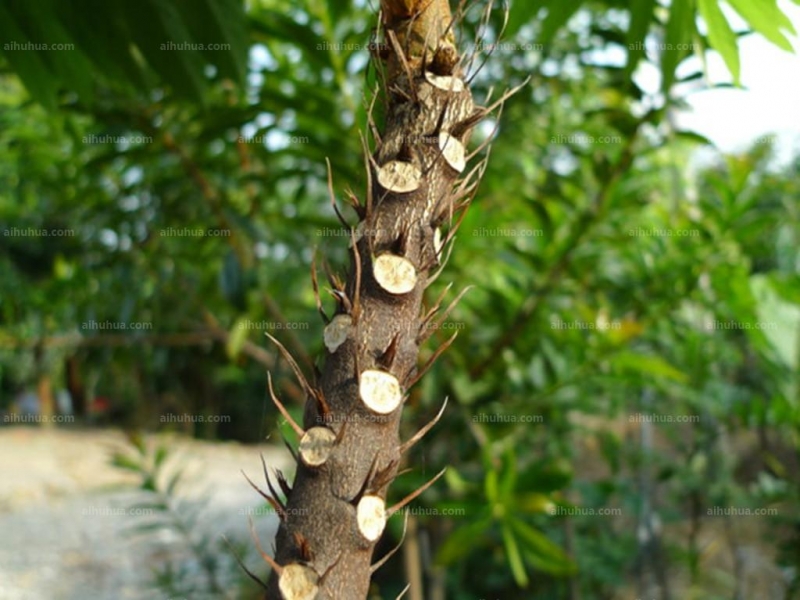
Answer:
top-left (0, 4), bottom-right (57, 109)
top-left (150, 0), bottom-right (208, 100)
top-left (499, 448), bottom-right (518, 501)
top-left (167, 470), bottom-right (184, 495)
top-left (130, 500), bottom-right (170, 512)
top-left (53, 1), bottom-right (146, 93)
top-left (540, 0), bottom-right (585, 46)
top-left (751, 275), bottom-right (800, 372)
top-left (675, 129), bottom-right (715, 146)
top-left (451, 370), bottom-right (492, 404)
top-left (625, 0), bottom-right (657, 77)
top-left (662, 0), bottom-right (696, 94)
top-left (518, 459), bottom-right (573, 494)
top-left (698, 0), bottom-right (740, 83)
top-left (154, 445), bottom-right (169, 470)
top-left (444, 467), bottom-right (474, 495)
top-left (612, 351), bottom-right (688, 383)
top-left (435, 515), bottom-right (493, 565)
top-left (141, 474), bottom-right (157, 492)
top-left (251, 11), bottom-right (332, 71)
top-left (727, 0), bottom-right (796, 52)
top-left (130, 521), bottom-right (170, 534)
top-left (502, 522), bottom-right (529, 587)
top-left (507, 0), bottom-right (545, 37)
top-left (178, 0), bottom-right (249, 86)
top-left (528, 200), bottom-right (554, 241)
top-left (512, 518), bottom-right (577, 575)
top-left (111, 453), bottom-right (142, 472)
top-left (118, 0), bottom-right (206, 102)
top-left (485, 468), bottom-right (499, 503)
top-left (516, 492), bottom-right (555, 514)
top-left (226, 316), bottom-right (249, 359)
top-left (23, 0), bottom-right (96, 105)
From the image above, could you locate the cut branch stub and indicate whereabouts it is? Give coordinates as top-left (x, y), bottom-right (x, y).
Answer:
top-left (377, 160), bottom-right (422, 193)
top-left (299, 426), bottom-right (337, 467)
top-left (373, 253), bottom-right (417, 295)
top-left (359, 369), bottom-right (403, 415)
top-left (356, 494), bottom-right (387, 542)
top-left (438, 131), bottom-right (466, 173)
top-left (278, 563), bottom-right (319, 600)
top-left (425, 71), bottom-right (465, 93)
top-left (323, 313), bottom-right (352, 353)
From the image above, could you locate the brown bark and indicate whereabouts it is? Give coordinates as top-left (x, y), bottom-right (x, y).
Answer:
top-left (262, 1), bottom-right (483, 597)
top-left (36, 373), bottom-right (54, 427)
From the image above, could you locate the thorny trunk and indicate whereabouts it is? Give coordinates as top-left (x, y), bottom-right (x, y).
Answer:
top-left (258, 1), bottom-right (496, 598)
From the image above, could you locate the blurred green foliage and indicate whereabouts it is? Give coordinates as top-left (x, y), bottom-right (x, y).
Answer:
top-left (111, 432), bottom-right (264, 598)
top-left (1, 0), bottom-right (798, 598)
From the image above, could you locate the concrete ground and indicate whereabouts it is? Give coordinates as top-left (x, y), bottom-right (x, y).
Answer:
top-left (0, 427), bottom-right (290, 600)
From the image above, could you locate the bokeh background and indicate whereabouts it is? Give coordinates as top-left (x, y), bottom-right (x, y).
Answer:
top-left (1, 0), bottom-right (799, 598)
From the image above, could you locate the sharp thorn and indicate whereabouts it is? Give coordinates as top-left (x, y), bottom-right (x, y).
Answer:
top-left (265, 335), bottom-right (319, 406)
top-left (371, 511), bottom-right (410, 574)
top-left (248, 517), bottom-right (282, 574)
top-left (242, 469), bottom-right (286, 522)
top-left (399, 397), bottom-right (449, 455)
top-left (387, 468), bottom-right (447, 516)
top-left (267, 373), bottom-right (304, 437)
top-left (223, 535), bottom-right (268, 590)
top-left (405, 332), bottom-right (458, 389)
top-left (311, 253), bottom-right (330, 324)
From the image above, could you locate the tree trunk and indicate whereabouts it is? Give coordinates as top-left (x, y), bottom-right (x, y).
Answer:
top-left (261, 1), bottom-right (484, 598)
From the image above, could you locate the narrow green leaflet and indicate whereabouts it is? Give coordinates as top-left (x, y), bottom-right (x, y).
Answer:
top-left (499, 448), bottom-right (518, 500)
top-left (226, 316), bottom-right (249, 359)
top-left (518, 459), bottom-right (573, 494)
top-left (502, 521), bottom-right (529, 587)
top-left (727, 0), bottom-right (796, 52)
top-left (149, 0), bottom-right (209, 102)
top-left (0, 0), bottom-right (249, 107)
top-left (507, 0), bottom-right (546, 36)
top-left (435, 515), bottom-right (493, 565)
top-left (25, 0), bottom-right (96, 105)
top-left (485, 467), bottom-right (499, 503)
top-left (512, 517), bottom-right (577, 575)
top-left (662, 0), bottom-right (696, 94)
top-left (613, 351), bottom-right (688, 383)
top-left (539, 0), bottom-right (585, 46)
top-left (111, 453), bottom-right (143, 472)
top-left (197, 0), bottom-right (250, 84)
top-left (0, 3), bottom-right (58, 109)
top-left (625, 0), bottom-right (657, 77)
top-left (698, 0), bottom-right (740, 84)
top-left (674, 129), bottom-right (715, 146)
